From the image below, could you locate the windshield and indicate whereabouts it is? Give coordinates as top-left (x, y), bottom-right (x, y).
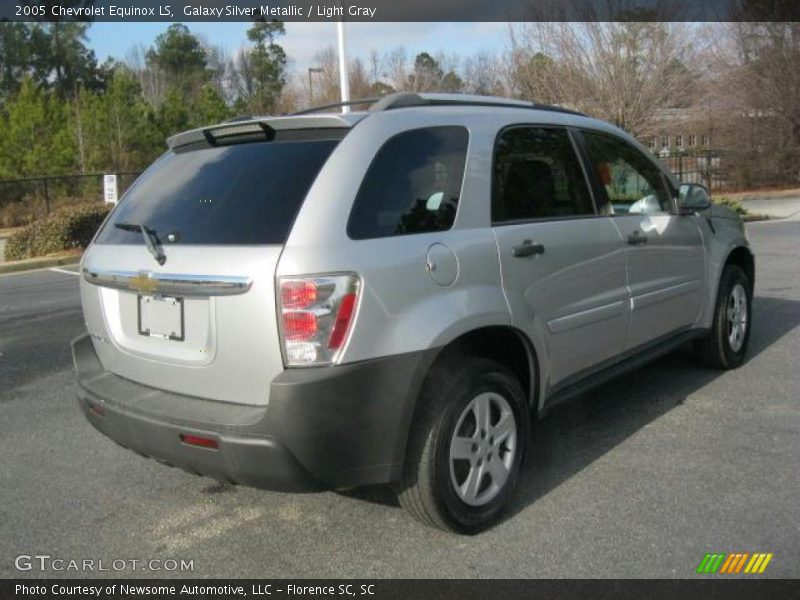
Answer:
top-left (96, 138), bottom-right (340, 246)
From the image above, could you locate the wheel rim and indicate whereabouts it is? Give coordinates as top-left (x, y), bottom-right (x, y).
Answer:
top-left (449, 392), bottom-right (517, 507)
top-left (727, 283), bottom-right (748, 352)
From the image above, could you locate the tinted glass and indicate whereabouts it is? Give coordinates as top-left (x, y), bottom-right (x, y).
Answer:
top-left (347, 127), bottom-right (468, 240)
top-left (97, 139), bottom-right (339, 246)
top-left (582, 131), bottom-right (671, 215)
top-left (492, 127), bottom-right (594, 222)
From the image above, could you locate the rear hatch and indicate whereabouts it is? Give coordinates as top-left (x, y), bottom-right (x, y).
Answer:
top-left (80, 119), bottom-right (351, 406)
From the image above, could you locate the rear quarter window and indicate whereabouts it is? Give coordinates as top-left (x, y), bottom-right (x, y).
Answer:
top-left (96, 138), bottom-right (340, 246)
top-left (347, 126), bottom-right (469, 240)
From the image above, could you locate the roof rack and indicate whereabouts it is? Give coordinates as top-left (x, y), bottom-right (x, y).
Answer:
top-left (372, 93), bottom-right (588, 116)
top-left (224, 115), bottom-right (255, 123)
top-left (292, 93), bottom-right (587, 118)
top-left (291, 98), bottom-right (380, 116)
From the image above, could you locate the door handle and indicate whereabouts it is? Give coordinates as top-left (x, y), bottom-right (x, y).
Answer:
top-left (512, 240), bottom-right (545, 257)
top-left (627, 231), bottom-right (648, 245)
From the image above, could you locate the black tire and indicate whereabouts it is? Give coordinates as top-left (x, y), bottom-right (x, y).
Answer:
top-left (396, 354), bottom-right (529, 534)
top-left (695, 264), bottom-right (752, 369)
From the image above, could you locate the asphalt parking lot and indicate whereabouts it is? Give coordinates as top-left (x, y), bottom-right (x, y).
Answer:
top-left (0, 220), bottom-right (798, 579)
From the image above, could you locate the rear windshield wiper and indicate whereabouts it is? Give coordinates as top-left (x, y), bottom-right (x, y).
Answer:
top-left (114, 222), bottom-right (166, 266)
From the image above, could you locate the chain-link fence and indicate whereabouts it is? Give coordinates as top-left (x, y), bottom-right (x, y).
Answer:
top-left (0, 172), bottom-right (140, 228)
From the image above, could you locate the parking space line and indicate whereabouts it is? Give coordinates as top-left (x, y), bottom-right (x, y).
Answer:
top-left (49, 267), bottom-right (80, 276)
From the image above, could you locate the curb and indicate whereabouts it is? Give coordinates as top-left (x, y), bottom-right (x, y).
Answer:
top-left (0, 254), bottom-right (80, 275)
top-left (726, 189), bottom-right (800, 202)
top-left (743, 214), bottom-right (771, 222)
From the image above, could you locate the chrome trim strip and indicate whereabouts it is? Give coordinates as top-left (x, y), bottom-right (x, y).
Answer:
top-left (81, 268), bottom-right (253, 297)
top-left (631, 280), bottom-right (702, 311)
top-left (546, 300), bottom-right (627, 334)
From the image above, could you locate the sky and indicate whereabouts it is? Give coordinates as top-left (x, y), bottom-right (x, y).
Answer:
top-left (87, 21), bottom-right (510, 75)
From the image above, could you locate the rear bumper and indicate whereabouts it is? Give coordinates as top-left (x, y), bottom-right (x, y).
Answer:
top-left (72, 334), bottom-right (435, 491)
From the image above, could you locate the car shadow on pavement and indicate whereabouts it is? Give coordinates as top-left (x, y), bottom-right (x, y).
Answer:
top-left (505, 294), bottom-right (800, 521)
top-left (341, 295), bottom-right (800, 517)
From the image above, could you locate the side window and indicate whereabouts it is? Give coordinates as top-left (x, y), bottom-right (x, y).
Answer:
top-left (582, 131), bottom-right (671, 215)
top-left (347, 126), bottom-right (468, 240)
top-left (492, 127), bottom-right (594, 223)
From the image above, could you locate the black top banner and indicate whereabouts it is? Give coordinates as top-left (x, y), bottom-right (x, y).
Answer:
top-left (3, 0), bottom-right (800, 22)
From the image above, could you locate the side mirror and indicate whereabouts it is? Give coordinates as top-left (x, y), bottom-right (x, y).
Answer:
top-left (678, 183), bottom-right (711, 215)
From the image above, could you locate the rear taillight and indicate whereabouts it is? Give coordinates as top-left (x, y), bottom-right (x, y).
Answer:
top-left (280, 280), bottom-right (317, 309)
top-left (282, 311), bottom-right (318, 341)
top-left (278, 274), bottom-right (360, 366)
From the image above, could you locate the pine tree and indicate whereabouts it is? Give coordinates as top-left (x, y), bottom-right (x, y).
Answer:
top-left (243, 19), bottom-right (287, 114)
top-left (0, 77), bottom-right (76, 178)
top-left (193, 85), bottom-right (231, 127)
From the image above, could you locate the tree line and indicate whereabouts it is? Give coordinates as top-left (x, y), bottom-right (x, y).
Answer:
top-left (0, 20), bottom-right (289, 178)
top-left (0, 20), bottom-right (798, 190)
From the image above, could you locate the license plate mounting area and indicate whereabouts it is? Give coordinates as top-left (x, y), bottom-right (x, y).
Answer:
top-left (137, 295), bottom-right (185, 341)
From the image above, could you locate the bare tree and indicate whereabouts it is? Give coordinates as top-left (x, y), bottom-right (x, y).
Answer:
top-left (349, 57), bottom-right (373, 99)
top-left (385, 47), bottom-right (409, 91)
top-left (307, 46), bottom-right (341, 105)
top-left (273, 72), bottom-right (302, 114)
top-left (368, 49), bottom-right (381, 85)
top-left (124, 43), bottom-right (166, 108)
top-left (703, 22), bottom-right (800, 187)
top-left (227, 47), bottom-right (254, 107)
top-left (301, 47), bottom-right (395, 108)
top-left (463, 51), bottom-right (506, 96)
top-left (509, 21), bottom-right (697, 138)
top-left (379, 49), bottom-right (463, 93)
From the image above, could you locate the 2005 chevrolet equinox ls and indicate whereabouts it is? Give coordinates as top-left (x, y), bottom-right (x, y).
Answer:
top-left (73, 93), bottom-right (754, 533)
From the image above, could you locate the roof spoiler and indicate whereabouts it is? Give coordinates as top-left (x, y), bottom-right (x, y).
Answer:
top-left (167, 114), bottom-right (361, 150)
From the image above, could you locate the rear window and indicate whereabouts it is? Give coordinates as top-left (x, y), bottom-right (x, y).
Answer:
top-left (347, 126), bottom-right (469, 240)
top-left (96, 138), bottom-right (340, 246)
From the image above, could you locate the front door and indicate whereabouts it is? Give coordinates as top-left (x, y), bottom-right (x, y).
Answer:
top-left (491, 126), bottom-right (630, 387)
top-left (579, 130), bottom-right (705, 351)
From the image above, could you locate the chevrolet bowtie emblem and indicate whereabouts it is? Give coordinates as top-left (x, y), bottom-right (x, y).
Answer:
top-left (128, 273), bottom-right (159, 294)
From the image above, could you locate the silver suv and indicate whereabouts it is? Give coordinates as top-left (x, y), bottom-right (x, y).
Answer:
top-left (73, 93), bottom-right (754, 533)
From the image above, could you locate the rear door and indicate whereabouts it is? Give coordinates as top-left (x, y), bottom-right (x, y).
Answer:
top-left (579, 130), bottom-right (705, 350)
top-left (80, 128), bottom-right (344, 406)
top-left (491, 126), bottom-right (629, 387)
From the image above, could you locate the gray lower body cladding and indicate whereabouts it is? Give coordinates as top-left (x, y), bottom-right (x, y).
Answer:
top-left (72, 334), bottom-right (436, 490)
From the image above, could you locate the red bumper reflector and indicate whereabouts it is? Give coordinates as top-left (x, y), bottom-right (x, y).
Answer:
top-left (328, 292), bottom-right (357, 349)
top-left (88, 402), bottom-right (105, 417)
top-left (180, 434), bottom-right (219, 450)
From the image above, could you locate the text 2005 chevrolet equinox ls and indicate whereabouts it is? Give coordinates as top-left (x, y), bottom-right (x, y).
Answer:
top-left (73, 93), bottom-right (754, 533)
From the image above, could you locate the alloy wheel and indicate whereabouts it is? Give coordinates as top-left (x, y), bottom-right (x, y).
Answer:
top-left (448, 392), bottom-right (518, 507)
top-left (727, 283), bottom-right (748, 352)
